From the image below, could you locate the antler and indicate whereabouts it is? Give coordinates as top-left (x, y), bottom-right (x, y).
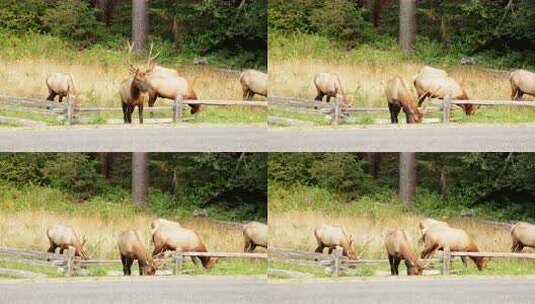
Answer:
top-left (146, 42), bottom-right (160, 69)
top-left (126, 40), bottom-right (137, 73)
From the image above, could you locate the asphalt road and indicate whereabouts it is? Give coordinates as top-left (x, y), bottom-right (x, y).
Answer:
top-left (0, 277), bottom-right (268, 304)
top-left (1, 124), bottom-right (535, 151)
top-left (269, 277), bottom-right (535, 304)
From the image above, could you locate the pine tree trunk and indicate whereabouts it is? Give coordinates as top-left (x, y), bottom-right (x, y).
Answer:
top-left (367, 152), bottom-right (383, 179)
top-left (132, 152), bottom-right (149, 207)
top-left (399, 152), bottom-right (417, 205)
top-left (98, 152), bottom-right (113, 179)
top-left (132, 0), bottom-right (149, 53)
top-left (400, 0), bottom-right (417, 52)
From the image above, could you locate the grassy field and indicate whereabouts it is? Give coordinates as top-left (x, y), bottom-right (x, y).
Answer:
top-left (268, 184), bottom-right (535, 278)
top-left (268, 32), bottom-right (535, 125)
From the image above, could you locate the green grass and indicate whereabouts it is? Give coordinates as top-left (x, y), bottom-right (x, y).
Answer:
top-left (0, 110), bottom-right (62, 126)
top-left (0, 260), bottom-right (62, 278)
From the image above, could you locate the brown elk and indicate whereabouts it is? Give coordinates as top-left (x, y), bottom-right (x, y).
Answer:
top-left (384, 230), bottom-right (424, 275)
top-left (46, 224), bottom-right (89, 259)
top-left (117, 230), bottom-right (160, 276)
top-left (150, 218), bottom-right (181, 234)
top-left (385, 76), bottom-right (423, 124)
top-left (45, 73), bottom-right (76, 103)
top-left (243, 221), bottom-right (268, 252)
top-left (313, 73), bottom-right (352, 108)
top-left (152, 225), bottom-right (218, 270)
top-left (119, 67), bottom-right (149, 124)
top-left (510, 69), bottom-right (535, 101)
top-left (240, 69), bottom-right (267, 100)
top-left (314, 224), bottom-right (357, 259)
top-left (511, 222), bottom-right (535, 252)
top-left (419, 218), bottom-right (450, 235)
top-left (421, 226), bottom-right (488, 270)
top-left (413, 66), bottom-right (477, 116)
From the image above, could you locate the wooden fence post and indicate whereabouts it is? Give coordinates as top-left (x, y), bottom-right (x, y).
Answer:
top-left (174, 252), bottom-right (183, 275)
top-left (65, 247), bottom-right (76, 277)
top-left (333, 97), bottom-right (341, 125)
top-left (442, 97), bottom-right (451, 123)
top-left (333, 247), bottom-right (343, 277)
top-left (173, 97), bottom-right (183, 123)
top-left (442, 248), bottom-right (451, 275)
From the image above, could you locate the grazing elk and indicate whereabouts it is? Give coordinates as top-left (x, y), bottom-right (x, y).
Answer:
top-left (243, 221), bottom-right (268, 252)
top-left (46, 224), bottom-right (89, 259)
top-left (413, 66), bottom-right (477, 116)
top-left (150, 218), bottom-right (181, 234)
top-left (384, 230), bottom-right (424, 275)
top-left (314, 224), bottom-right (357, 259)
top-left (385, 76), bottom-right (423, 124)
top-left (152, 225), bottom-right (218, 270)
top-left (419, 218), bottom-right (450, 235)
top-left (240, 69), bottom-right (267, 100)
top-left (45, 73), bottom-right (76, 103)
top-left (421, 226), bottom-right (488, 270)
top-left (313, 73), bottom-right (352, 107)
top-left (117, 230), bottom-right (159, 276)
top-left (510, 69), bottom-right (535, 101)
top-left (511, 222), bottom-right (535, 252)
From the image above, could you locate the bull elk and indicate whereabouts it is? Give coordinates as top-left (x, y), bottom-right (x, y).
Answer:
top-left (240, 69), bottom-right (267, 100)
top-left (152, 225), bottom-right (218, 270)
top-left (511, 222), bottom-right (535, 252)
top-left (119, 67), bottom-right (149, 124)
top-left (385, 76), bottom-right (423, 124)
top-left (313, 73), bottom-right (352, 108)
top-left (46, 224), bottom-right (89, 259)
top-left (384, 230), bottom-right (424, 275)
top-left (510, 69), bottom-right (535, 101)
top-left (421, 226), bottom-right (488, 271)
top-left (45, 73), bottom-right (76, 103)
top-left (413, 66), bottom-right (477, 116)
top-left (243, 221), bottom-right (268, 252)
top-left (117, 230), bottom-right (160, 276)
top-left (314, 224), bottom-right (357, 259)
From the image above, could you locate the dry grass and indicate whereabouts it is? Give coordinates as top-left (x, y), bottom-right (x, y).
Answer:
top-left (0, 211), bottom-right (249, 259)
top-left (269, 59), bottom-right (535, 108)
top-left (0, 58), bottom-right (246, 108)
top-left (269, 211), bottom-right (524, 259)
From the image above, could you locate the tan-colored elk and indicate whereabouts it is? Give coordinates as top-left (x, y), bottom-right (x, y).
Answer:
top-left (313, 73), bottom-right (352, 108)
top-left (511, 222), bottom-right (535, 252)
top-left (385, 76), bottom-right (423, 124)
top-left (150, 218), bottom-right (181, 234)
top-left (243, 221), bottom-right (268, 252)
top-left (152, 225), bottom-right (218, 270)
top-left (119, 68), bottom-right (148, 124)
top-left (421, 226), bottom-right (488, 270)
top-left (419, 218), bottom-right (450, 235)
top-left (384, 230), bottom-right (424, 275)
top-left (45, 73), bottom-right (76, 103)
top-left (314, 224), bottom-right (357, 259)
top-left (46, 224), bottom-right (89, 259)
top-left (240, 69), bottom-right (267, 100)
top-left (117, 230), bottom-right (160, 276)
top-left (510, 69), bottom-right (535, 101)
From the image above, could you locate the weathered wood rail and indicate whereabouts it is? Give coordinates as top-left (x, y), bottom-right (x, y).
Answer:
top-left (0, 246), bottom-right (265, 277)
top-left (0, 94), bottom-right (266, 126)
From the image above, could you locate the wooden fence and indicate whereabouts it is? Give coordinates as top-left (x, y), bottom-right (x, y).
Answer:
top-left (0, 94), bottom-right (266, 126)
top-left (269, 247), bottom-right (535, 277)
top-left (269, 95), bottom-right (535, 125)
top-left (0, 246), bottom-right (266, 277)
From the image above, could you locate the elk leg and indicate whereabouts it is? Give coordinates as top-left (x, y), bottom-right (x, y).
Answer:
top-left (315, 92), bottom-right (324, 102)
top-left (388, 254), bottom-right (396, 275)
top-left (244, 240), bottom-right (251, 253)
top-left (59, 248), bottom-right (65, 254)
top-left (248, 91), bottom-right (255, 100)
top-left (189, 104), bottom-right (201, 115)
top-left (512, 240), bottom-right (524, 253)
top-left (516, 91), bottom-right (524, 101)
top-left (388, 103), bottom-right (396, 123)
top-left (417, 93), bottom-right (428, 107)
top-left (121, 255), bottom-right (128, 275)
top-left (390, 104), bottom-right (401, 124)
top-left (243, 89), bottom-right (249, 100)
top-left (460, 256), bottom-right (468, 268)
top-left (392, 257), bottom-right (401, 275)
top-left (420, 244), bottom-right (438, 259)
top-left (128, 105), bottom-right (135, 124)
top-left (47, 244), bottom-right (57, 253)
top-left (314, 245), bottom-right (324, 254)
top-left (326, 95), bottom-right (331, 103)
top-left (47, 92), bottom-right (57, 101)
top-left (121, 102), bottom-right (128, 123)
top-left (148, 94), bottom-right (157, 118)
top-left (138, 260), bottom-right (144, 276)
top-left (58, 95), bottom-right (64, 103)
top-left (327, 247), bottom-right (334, 254)
top-left (138, 104), bottom-right (144, 124)
top-left (250, 244), bottom-right (257, 252)
top-left (125, 258), bottom-right (134, 275)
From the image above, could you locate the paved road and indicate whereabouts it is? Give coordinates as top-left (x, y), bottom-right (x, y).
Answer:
top-left (1, 124), bottom-right (535, 151)
top-left (269, 277), bottom-right (535, 304)
top-left (0, 277), bottom-right (268, 304)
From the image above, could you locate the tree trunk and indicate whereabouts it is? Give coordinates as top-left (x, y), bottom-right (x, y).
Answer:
top-left (132, 152), bottom-right (149, 207)
top-left (367, 152), bottom-right (383, 179)
top-left (440, 15), bottom-right (449, 47)
top-left (98, 152), bottom-right (114, 179)
top-left (172, 169), bottom-right (180, 195)
top-left (399, 0), bottom-right (417, 52)
top-left (132, 0), bottom-right (149, 53)
top-left (440, 166), bottom-right (448, 199)
top-left (399, 152), bottom-right (417, 205)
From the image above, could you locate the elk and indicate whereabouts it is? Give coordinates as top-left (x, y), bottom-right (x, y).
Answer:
top-left (385, 76), bottom-right (423, 124)
top-left (314, 224), bottom-right (357, 259)
top-left (152, 225), bottom-right (218, 270)
top-left (511, 222), bottom-right (535, 252)
top-left (243, 221), bottom-right (268, 252)
top-left (240, 69), bottom-right (267, 100)
top-left (413, 68), bottom-right (477, 116)
top-left (419, 218), bottom-right (450, 235)
top-left (313, 73), bottom-right (352, 108)
top-left (45, 73), bottom-right (76, 103)
top-left (510, 69), bottom-right (535, 101)
top-left (150, 218), bottom-right (181, 234)
top-left (384, 230), bottom-right (424, 275)
top-left (421, 226), bottom-right (488, 270)
top-left (119, 67), bottom-right (148, 124)
top-left (46, 224), bottom-right (89, 259)
top-left (117, 230), bottom-right (160, 276)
